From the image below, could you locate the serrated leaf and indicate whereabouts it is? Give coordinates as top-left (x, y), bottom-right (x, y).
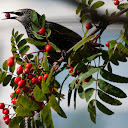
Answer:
top-left (32, 31), bottom-right (44, 40)
top-left (91, 1), bottom-right (104, 10)
top-left (17, 39), bottom-right (27, 50)
top-left (16, 34), bottom-right (24, 43)
top-left (33, 85), bottom-right (46, 102)
top-left (78, 86), bottom-right (85, 99)
top-left (98, 79), bottom-right (127, 98)
top-left (117, 3), bottom-right (128, 10)
top-left (100, 69), bottom-right (128, 83)
top-left (41, 104), bottom-right (54, 128)
top-left (39, 14), bottom-right (45, 27)
top-left (98, 90), bottom-right (122, 106)
top-left (88, 0), bottom-right (93, 5)
top-left (49, 95), bottom-right (67, 118)
top-left (68, 88), bottom-right (72, 107)
top-left (19, 45), bottom-right (30, 56)
top-left (73, 35), bottom-right (95, 51)
top-left (2, 60), bottom-right (8, 71)
top-left (96, 100), bottom-right (114, 115)
top-left (9, 116), bottom-right (23, 128)
top-left (41, 77), bottom-right (50, 94)
top-left (18, 95), bottom-right (40, 111)
top-left (46, 67), bottom-right (53, 85)
top-left (15, 106), bottom-right (32, 116)
top-left (3, 75), bottom-right (12, 86)
top-left (49, 42), bottom-right (61, 53)
top-left (14, 31), bottom-right (18, 38)
top-left (44, 52), bottom-right (49, 72)
top-left (26, 38), bottom-right (46, 47)
top-left (85, 88), bottom-right (95, 102)
top-left (30, 10), bottom-right (39, 26)
top-left (88, 99), bottom-right (96, 123)
top-left (31, 23), bottom-right (40, 32)
top-left (79, 67), bottom-right (100, 84)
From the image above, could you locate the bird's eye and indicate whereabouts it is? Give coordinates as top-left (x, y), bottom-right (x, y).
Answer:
top-left (15, 12), bottom-right (23, 16)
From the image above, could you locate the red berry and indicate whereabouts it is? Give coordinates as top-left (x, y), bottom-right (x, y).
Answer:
top-left (14, 76), bottom-right (21, 84)
top-left (84, 76), bottom-right (92, 82)
top-left (24, 68), bottom-right (30, 74)
top-left (39, 27), bottom-right (46, 35)
top-left (46, 45), bottom-right (52, 52)
top-left (106, 41), bottom-right (109, 47)
top-left (18, 80), bottom-right (25, 88)
top-left (3, 115), bottom-right (9, 120)
top-left (2, 109), bottom-right (9, 115)
top-left (26, 63), bottom-right (33, 69)
top-left (44, 74), bottom-right (49, 81)
top-left (16, 88), bottom-right (20, 94)
top-left (0, 103), bottom-right (5, 109)
top-left (86, 23), bottom-right (93, 30)
top-left (38, 76), bottom-right (42, 83)
top-left (114, 0), bottom-right (119, 5)
top-left (27, 74), bottom-right (33, 80)
top-left (9, 56), bottom-right (14, 61)
top-left (5, 118), bottom-right (11, 125)
top-left (69, 67), bottom-right (74, 73)
top-left (31, 77), bottom-right (38, 84)
top-left (10, 93), bottom-right (13, 98)
top-left (7, 59), bottom-right (14, 67)
top-left (17, 66), bottom-right (23, 74)
top-left (12, 98), bottom-right (17, 104)
top-left (22, 86), bottom-right (29, 93)
top-left (5, 13), bottom-right (10, 19)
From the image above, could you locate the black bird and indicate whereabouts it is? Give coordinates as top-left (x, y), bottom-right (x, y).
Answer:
top-left (4, 9), bottom-right (81, 55)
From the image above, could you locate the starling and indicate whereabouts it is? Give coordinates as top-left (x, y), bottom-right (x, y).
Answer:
top-left (3, 9), bottom-right (82, 60)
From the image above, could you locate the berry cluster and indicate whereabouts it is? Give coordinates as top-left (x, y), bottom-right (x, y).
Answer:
top-left (0, 103), bottom-right (11, 125)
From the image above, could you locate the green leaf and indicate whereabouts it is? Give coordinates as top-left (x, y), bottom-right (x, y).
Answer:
top-left (39, 14), bottom-right (45, 27)
top-left (0, 71), bottom-right (6, 84)
top-left (98, 79), bottom-right (127, 98)
top-left (117, 3), bottom-right (128, 10)
top-left (91, 1), bottom-right (104, 10)
top-left (82, 77), bottom-right (95, 88)
top-left (17, 39), bottom-right (27, 50)
top-left (88, 99), bottom-right (96, 123)
top-left (2, 60), bottom-right (8, 71)
top-left (85, 88), bottom-right (95, 102)
top-left (49, 95), bottom-right (67, 118)
top-left (49, 42), bottom-right (61, 53)
top-left (30, 10), bottom-right (39, 25)
top-left (12, 29), bottom-right (15, 36)
top-left (44, 52), bottom-right (49, 72)
top-left (45, 29), bottom-right (51, 38)
top-left (16, 34), bottom-right (24, 43)
top-left (33, 85), bottom-right (46, 102)
top-left (106, 9), bottom-right (109, 16)
top-left (14, 31), bottom-right (18, 38)
top-left (82, 0), bottom-right (86, 4)
top-left (73, 35), bottom-right (95, 51)
top-left (31, 23), bottom-right (40, 32)
top-left (96, 100), bottom-right (114, 115)
top-left (16, 58), bottom-right (22, 65)
top-left (78, 86), bottom-right (85, 99)
top-left (19, 45), bottom-right (30, 56)
top-left (88, 0), bottom-right (93, 5)
top-left (80, 14), bottom-right (90, 23)
top-left (9, 62), bottom-right (16, 73)
top-left (18, 95), bottom-right (40, 111)
top-left (69, 79), bottom-right (76, 90)
top-left (68, 88), bottom-right (72, 107)
top-left (107, 62), bottom-right (112, 73)
top-left (10, 77), bottom-right (17, 88)
top-left (15, 106), bottom-right (32, 116)
top-left (100, 69), bottom-right (128, 83)
top-left (98, 90), bottom-right (122, 106)
top-left (32, 31), bottom-right (44, 40)
top-left (41, 104), bottom-right (54, 128)
top-left (26, 38), bottom-right (46, 47)
top-left (3, 75), bottom-right (12, 86)
top-left (74, 88), bottom-right (77, 109)
top-left (79, 67), bottom-right (100, 84)
top-left (9, 116), bottom-right (23, 128)
top-left (46, 67), bottom-right (53, 85)
top-left (41, 77), bottom-right (50, 94)
top-left (76, 3), bottom-right (86, 14)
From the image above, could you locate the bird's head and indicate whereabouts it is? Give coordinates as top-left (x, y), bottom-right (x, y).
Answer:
top-left (3, 9), bottom-right (33, 25)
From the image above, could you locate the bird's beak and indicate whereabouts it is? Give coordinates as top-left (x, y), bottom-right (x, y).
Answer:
top-left (2, 11), bottom-right (23, 20)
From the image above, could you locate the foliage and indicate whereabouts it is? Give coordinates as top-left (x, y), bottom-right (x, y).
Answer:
top-left (1, 0), bottom-right (128, 127)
